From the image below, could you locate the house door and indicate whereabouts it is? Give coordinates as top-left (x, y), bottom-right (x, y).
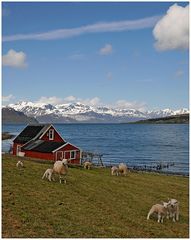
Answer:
top-left (56, 151), bottom-right (63, 161)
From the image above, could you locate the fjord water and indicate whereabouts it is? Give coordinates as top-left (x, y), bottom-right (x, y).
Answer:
top-left (2, 124), bottom-right (189, 175)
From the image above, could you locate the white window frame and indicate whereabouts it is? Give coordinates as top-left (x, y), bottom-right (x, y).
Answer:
top-left (70, 151), bottom-right (76, 160)
top-left (64, 150), bottom-right (77, 160)
top-left (49, 129), bottom-right (54, 140)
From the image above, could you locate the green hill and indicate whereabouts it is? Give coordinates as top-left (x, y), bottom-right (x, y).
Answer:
top-left (133, 114), bottom-right (189, 124)
top-left (2, 154), bottom-right (188, 238)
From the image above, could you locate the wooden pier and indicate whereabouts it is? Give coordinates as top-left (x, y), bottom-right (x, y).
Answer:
top-left (81, 151), bottom-right (104, 167)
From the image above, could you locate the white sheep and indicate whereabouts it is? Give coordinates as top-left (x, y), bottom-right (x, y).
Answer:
top-left (83, 161), bottom-right (92, 170)
top-left (118, 163), bottom-right (128, 176)
top-left (53, 159), bottom-right (68, 184)
top-left (42, 168), bottom-right (55, 182)
top-left (16, 160), bottom-right (24, 168)
top-left (111, 166), bottom-right (119, 176)
top-left (165, 198), bottom-right (180, 222)
top-left (147, 202), bottom-right (170, 223)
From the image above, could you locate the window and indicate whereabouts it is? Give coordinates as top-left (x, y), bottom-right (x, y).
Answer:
top-left (70, 151), bottom-right (76, 159)
top-left (49, 129), bottom-right (54, 140)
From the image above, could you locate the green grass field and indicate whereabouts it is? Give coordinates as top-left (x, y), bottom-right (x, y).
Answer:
top-left (2, 154), bottom-right (189, 238)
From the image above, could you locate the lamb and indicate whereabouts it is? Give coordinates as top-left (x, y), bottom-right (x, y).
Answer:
top-left (147, 202), bottom-right (170, 223)
top-left (164, 198), bottom-right (180, 222)
top-left (42, 168), bottom-right (55, 182)
top-left (83, 161), bottom-right (92, 170)
top-left (111, 166), bottom-right (119, 176)
top-left (118, 163), bottom-right (128, 176)
top-left (53, 159), bottom-right (68, 184)
top-left (16, 160), bottom-right (24, 168)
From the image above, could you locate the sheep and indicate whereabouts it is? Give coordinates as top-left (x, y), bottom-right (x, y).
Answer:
top-left (16, 160), bottom-right (24, 168)
top-left (147, 202), bottom-right (170, 223)
top-left (170, 198), bottom-right (179, 221)
top-left (111, 166), bottom-right (119, 176)
top-left (164, 198), bottom-right (180, 222)
top-left (42, 168), bottom-right (55, 182)
top-left (53, 159), bottom-right (68, 184)
top-left (118, 163), bottom-right (128, 176)
top-left (83, 161), bottom-right (92, 170)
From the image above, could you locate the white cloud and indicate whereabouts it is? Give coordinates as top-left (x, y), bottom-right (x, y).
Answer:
top-left (2, 94), bottom-right (14, 102)
top-left (175, 69), bottom-right (184, 78)
top-left (69, 53), bottom-right (85, 60)
top-left (65, 96), bottom-right (101, 106)
top-left (99, 44), bottom-right (113, 55)
top-left (36, 95), bottom-right (101, 107)
top-left (10, 95), bottom-right (148, 111)
top-left (2, 49), bottom-right (27, 68)
top-left (64, 96), bottom-right (77, 102)
top-left (86, 97), bottom-right (101, 106)
top-left (106, 72), bottom-right (113, 80)
top-left (153, 4), bottom-right (189, 51)
top-left (3, 15), bottom-right (160, 42)
top-left (36, 96), bottom-right (63, 105)
top-left (115, 100), bottom-right (147, 111)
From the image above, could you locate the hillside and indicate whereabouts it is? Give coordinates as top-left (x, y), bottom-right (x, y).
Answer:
top-left (2, 154), bottom-right (188, 238)
top-left (2, 132), bottom-right (14, 140)
top-left (133, 114), bottom-right (189, 124)
top-left (2, 107), bottom-right (38, 124)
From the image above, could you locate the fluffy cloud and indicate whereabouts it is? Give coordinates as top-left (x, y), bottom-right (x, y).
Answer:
top-left (86, 97), bottom-right (101, 106)
top-left (106, 72), bottom-right (113, 80)
top-left (175, 69), bottom-right (184, 78)
top-left (69, 53), bottom-right (85, 60)
top-left (115, 100), bottom-right (147, 111)
top-left (99, 44), bottom-right (113, 55)
top-left (64, 96), bottom-right (101, 106)
top-left (153, 4), bottom-right (189, 51)
top-left (64, 96), bottom-right (77, 102)
top-left (2, 49), bottom-right (27, 68)
top-left (36, 96), bottom-right (63, 105)
top-left (36, 96), bottom-right (101, 107)
top-left (2, 94), bottom-right (14, 102)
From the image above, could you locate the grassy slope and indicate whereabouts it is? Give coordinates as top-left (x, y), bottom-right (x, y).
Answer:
top-left (133, 114), bottom-right (189, 124)
top-left (2, 154), bottom-right (189, 238)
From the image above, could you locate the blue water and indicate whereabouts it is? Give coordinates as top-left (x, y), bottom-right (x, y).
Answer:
top-left (2, 124), bottom-right (189, 175)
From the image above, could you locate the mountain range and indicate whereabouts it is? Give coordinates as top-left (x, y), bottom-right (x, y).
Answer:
top-left (3, 101), bottom-right (189, 124)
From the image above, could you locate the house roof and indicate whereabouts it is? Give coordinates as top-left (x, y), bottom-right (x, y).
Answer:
top-left (13, 124), bottom-right (51, 144)
top-left (22, 140), bottom-right (66, 153)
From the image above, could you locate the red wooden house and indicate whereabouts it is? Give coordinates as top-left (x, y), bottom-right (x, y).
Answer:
top-left (12, 124), bottom-right (81, 164)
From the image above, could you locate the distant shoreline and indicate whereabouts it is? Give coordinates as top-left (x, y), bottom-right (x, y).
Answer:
top-left (127, 114), bottom-right (189, 124)
top-left (2, 132), bottom-right (15, 140)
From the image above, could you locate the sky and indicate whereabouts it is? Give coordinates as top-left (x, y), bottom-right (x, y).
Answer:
top-left (2, 2), bottom-right (189, 111)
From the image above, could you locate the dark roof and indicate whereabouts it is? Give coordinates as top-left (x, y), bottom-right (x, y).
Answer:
top-left (22, 140), bottom-right (66, 153)
top-left (14, 124), bottom-right (50, 144)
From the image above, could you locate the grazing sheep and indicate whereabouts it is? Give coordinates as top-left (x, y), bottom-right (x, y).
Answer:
top-left (165, 198), bottom-right (180, 222)
top-left (53, 159), bottom-right (68, 184)
top-left (111, 166), bottom-right (119, 176)
top-left (16, 160), bottom-right (24, 168)
top-left (147, 202), bottom-right (170, 223)
top-left (42, 168), bottom-right (55, 182)
top-left (83, 161), bottom-right (92, 170)
top-left (118, 163), bottom-right (128, 176)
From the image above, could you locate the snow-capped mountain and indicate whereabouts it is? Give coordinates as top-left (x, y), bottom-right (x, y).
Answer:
top-left (6, 101), bottom-right (189, 123)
